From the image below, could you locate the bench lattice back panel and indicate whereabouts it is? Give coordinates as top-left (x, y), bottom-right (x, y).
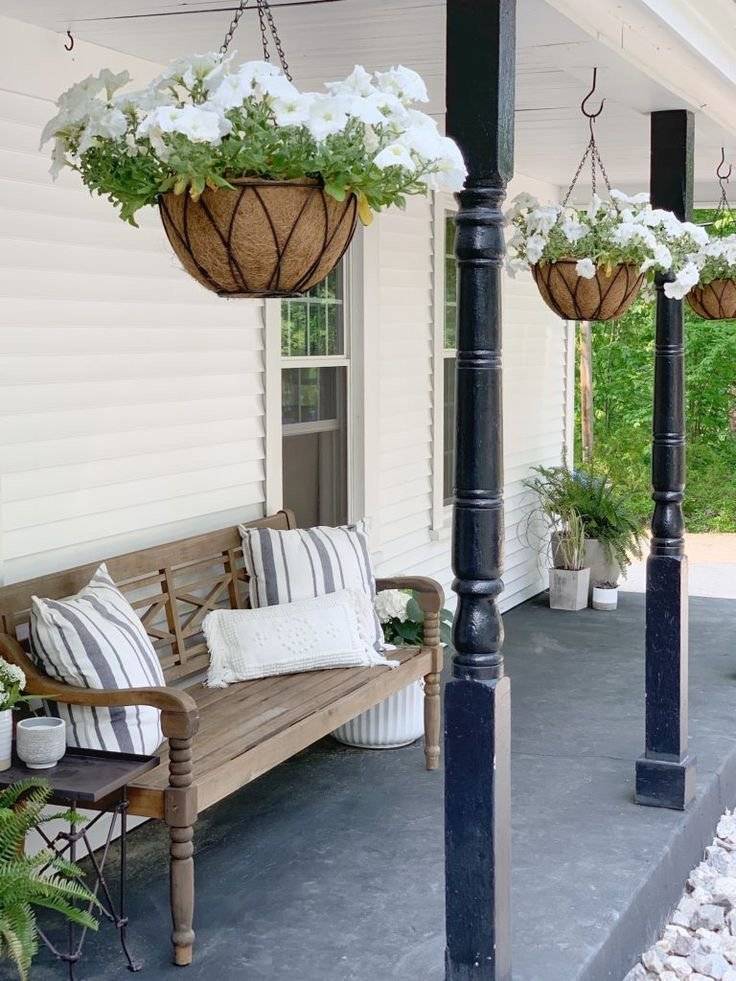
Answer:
top-left (0, 511), bottom-right (294, 686)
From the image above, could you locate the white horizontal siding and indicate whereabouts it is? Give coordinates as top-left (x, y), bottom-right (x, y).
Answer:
top-left (374, 176), bottom-right (569, 613)
top-left (0, 24), bottom-right (267, 583)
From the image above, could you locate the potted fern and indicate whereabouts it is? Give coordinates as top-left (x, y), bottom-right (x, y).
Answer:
top-left (0, 780), bottom-right (99, 980)
top-left (523, 466), bottom-right (644, 596)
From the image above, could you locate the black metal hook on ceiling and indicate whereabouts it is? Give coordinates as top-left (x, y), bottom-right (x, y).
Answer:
top-left (716, 147), bottom-right (732, 182)
top-left (580, 67), bottom-right (605, 121)
top-left (64, 30), bottom-right (74, 51)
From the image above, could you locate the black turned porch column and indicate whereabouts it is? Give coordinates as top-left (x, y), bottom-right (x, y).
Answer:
top-left (635, 110), bottom-right (696, 811)
top-left (444, 2), bottom-right (515, 979)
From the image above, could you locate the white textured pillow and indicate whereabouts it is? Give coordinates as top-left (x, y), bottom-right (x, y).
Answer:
top-left (203, 589), bottom-right (397, 688)
top-left (30, 563), bottom-right (165, 755)
top-left (239, 521), bottom-right (385, 650)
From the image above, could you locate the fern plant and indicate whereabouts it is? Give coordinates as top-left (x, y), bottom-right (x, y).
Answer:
top-left (0, 779), bottom-right (99, 981)
top-left (523, 465), bottom-right (645, 571)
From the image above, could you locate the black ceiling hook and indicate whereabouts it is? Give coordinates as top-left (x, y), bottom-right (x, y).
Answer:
top-left (64, 30), bottom-right (74, 52)
top-left (581, 67), bottom-right (605, 121)
top-left (716, 147), bottom-right (732, 183)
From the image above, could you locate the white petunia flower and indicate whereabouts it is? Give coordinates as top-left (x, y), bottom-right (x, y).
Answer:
top-left (561, 217), bottom-right (588, 243)
top-left (374, 65), bottom-right (429, 105)
top-left (610, 189), bottom-right (650, 206)
top-left (137, 104), bottom-right (231, 145)
top-left (575, 257), bottom-right (597, 279)
top-left (525, 234), bottom-right (547, 264)
top-left (271, 92), bottom-right (314, 127)
top-left (664, 260), bottom-right (700, 299)
top-left (327, 65), bottom-right (376, 99)
top-left (373, 142), bottom-right (416, 171)
top-left (306, 95), bottom-right (350, 141)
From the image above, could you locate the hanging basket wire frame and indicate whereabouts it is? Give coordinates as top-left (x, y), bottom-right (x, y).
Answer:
top-left (687, 148), bottom-right (736, 320)
top-left (531, 69), bottom-right (645, 322)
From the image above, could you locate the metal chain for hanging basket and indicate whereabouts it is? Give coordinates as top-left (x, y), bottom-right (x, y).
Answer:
top-left (531, 68), bottom-right (646, 322)
top-left (561, 67), bottom-right (613, 208)
top-left (220, 0), bottom-right (292, 80)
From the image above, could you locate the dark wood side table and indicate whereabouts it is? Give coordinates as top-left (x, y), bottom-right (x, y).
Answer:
top-left (0, 746), bottom-right (158, 980)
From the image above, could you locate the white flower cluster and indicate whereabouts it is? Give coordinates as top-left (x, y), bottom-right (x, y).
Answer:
top-left (506, 189), bottom-right (711, 301)
top-left (374, 589), bottom-right (412, 624)
top-left (689, 233), bottom-right (736, 287)
top-left (0, 656), bottom-right (26, 710)
top-left (43, 53), bottom-right (466, 195)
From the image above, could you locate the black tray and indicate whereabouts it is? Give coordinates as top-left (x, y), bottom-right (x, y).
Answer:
top-left (0, 746), bottom-right (159, 803)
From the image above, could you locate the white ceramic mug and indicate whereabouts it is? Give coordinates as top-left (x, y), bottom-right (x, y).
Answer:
top-left (16, 717), bottom-right (67, 769)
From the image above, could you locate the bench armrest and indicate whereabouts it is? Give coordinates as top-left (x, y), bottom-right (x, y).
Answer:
top-left (375, 576), bottom-right (444, 615)
top-left (0, 632), bottom-right (199, 740)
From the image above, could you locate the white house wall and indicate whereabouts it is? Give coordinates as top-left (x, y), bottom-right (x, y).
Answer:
top-left (372, 177), bottom-right (570, 611)
top-left (0, 17), bottom-right (572, 614)
top-left (0, 19), bottom-right (268, 584)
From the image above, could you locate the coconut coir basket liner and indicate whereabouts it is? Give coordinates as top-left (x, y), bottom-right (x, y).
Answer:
top-left (686, 279), bottom-right (736, 320)
top-left (532, 260), bottom-right (644, 321)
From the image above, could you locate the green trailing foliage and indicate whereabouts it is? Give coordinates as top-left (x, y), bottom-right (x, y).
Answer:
top-left (0, 780), bottom-right (99, 981)
top-left (575, 211), bottom-right (736, 533)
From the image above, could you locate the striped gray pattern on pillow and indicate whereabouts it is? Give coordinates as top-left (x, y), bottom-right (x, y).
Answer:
top-left (239, 523), bottom-right (385, 650)
top-left (30, 563), bottom-right (165, 755)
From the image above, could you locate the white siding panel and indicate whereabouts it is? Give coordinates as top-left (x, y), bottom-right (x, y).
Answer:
top-left (374, 177), bottom-right (569, 613)
top-left (0, 26), bottom-right (267, 583)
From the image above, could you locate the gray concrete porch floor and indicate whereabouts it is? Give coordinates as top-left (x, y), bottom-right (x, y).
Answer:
top-left (23, 590), bottom-right (736, 981)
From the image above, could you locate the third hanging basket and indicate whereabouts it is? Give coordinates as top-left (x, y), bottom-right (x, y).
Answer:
top-left (686, 280), bottom-right (736, 320)
top-left (159, 178), bottom-right (358, 298)
top-left (532, 260), bottom-right (644, 322)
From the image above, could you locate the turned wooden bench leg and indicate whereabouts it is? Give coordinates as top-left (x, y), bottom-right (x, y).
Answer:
top-left (423, 671), bottom-right (441, 770)
top-left (165, 737), bottom-right (197, 967)
top-left (422, 610), bottom-right (443, 770)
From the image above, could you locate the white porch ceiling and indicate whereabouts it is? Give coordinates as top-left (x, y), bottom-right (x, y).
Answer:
top-left (3, 0), bottom-right (734, 202)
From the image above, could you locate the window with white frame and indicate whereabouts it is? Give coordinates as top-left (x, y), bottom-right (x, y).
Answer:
top-left (443, 213), bottom-right (458, 505)
top-left (281, 266), bottom-right (349, 527)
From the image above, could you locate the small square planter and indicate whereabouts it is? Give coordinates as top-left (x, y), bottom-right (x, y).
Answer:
top-left (549, 567), bottom-right (590, 611)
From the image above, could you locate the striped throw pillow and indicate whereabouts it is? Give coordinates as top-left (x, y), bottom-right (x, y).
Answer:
top-left (239, 523), bottom-right (385, 650)
top-left (30, 564), bottom-right (165, 755)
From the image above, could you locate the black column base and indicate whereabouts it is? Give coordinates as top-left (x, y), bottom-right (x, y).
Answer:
top-left (444, 675), bottom-right (511, 981)
top-left (635, 754), bottom-right (696, 810)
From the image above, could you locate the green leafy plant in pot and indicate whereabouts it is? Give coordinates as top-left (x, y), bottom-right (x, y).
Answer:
top-left (523, 465), bottom-right (644, 595)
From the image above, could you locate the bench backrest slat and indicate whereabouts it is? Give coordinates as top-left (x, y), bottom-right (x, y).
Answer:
top-left (0, 510), bottom-right (295, 685)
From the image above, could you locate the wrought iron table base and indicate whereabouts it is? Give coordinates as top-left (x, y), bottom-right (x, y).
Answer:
top-left (36, 788), bottom-right (142, 980)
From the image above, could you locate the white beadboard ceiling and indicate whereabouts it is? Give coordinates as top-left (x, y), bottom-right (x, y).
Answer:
top-left (2, 0), bottom-right (734, 201)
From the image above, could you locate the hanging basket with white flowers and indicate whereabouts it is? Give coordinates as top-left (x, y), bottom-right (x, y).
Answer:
top-left (42, 1), bottom-right (466, 298)
top-left (686, 235), bottom-right (736, 320)
top-left (506, 70), bottom-right (707, 322)
top-left (508, 190), bottom-right (708, 321)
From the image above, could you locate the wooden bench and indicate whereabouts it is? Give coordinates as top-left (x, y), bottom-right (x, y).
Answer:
top-left (0, 510), bottom-right (444, 966)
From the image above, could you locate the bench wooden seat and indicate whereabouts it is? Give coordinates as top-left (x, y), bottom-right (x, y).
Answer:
top-left (0, 510), bottom-right (444, 967)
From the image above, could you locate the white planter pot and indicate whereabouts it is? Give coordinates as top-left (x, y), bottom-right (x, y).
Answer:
top-left (332, 680), bottom-right (424, 749)
top-left (552, 535), bottom-right (621, 598)
top-left (0, 710), bottom-right (12, 771)
top-left (16, 718), bottom-right (67, 769)
top-left (549, 567), bottom-right (590, 611)
top-left (592, 585), bottom-right (619, 611)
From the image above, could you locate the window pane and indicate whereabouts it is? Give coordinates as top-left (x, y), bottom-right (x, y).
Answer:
top-left (283, 366), bottom-right (347, 528)
top-left (443, 356), bottom-right (456, 504)
top-left (281, 265), bottom-right (345, 357)
top-left (282, 366), bottom-right (340, 425)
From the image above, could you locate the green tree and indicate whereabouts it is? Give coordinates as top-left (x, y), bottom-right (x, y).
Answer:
top-left (575, 210), bottom-right (736, 532)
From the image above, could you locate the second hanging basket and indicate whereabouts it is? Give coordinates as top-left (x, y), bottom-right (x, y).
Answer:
top-left (159, 178), bottom-right (358, 298)
top-left (686, 279), bottom-right (736, 320)
top-left (532, 260), bottom-right (645, 322)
